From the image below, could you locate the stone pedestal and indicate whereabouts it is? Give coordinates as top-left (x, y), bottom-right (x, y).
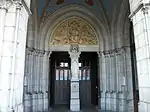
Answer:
top-left (70, 81), bottom-right (80, 111)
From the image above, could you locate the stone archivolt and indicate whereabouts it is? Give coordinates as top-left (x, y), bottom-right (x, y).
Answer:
top-left (50, 17), bottom-right (98, 46)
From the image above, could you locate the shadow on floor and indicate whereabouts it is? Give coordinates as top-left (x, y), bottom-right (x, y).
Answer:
top-left (49, 105), bottom-right (99, 112)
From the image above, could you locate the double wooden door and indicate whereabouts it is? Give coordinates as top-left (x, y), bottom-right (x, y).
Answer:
top-left (54, 61), bottom-right (92, 107)
top-left (51, 52), bottom-right (98, 108)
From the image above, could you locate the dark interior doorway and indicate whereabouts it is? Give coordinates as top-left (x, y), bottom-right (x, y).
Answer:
top-left (49, 52), bottom-right (98, 109)
top-left (49, 52), bottom-right (71, 109)
top-left (79, 52), bottom-right (98, 109)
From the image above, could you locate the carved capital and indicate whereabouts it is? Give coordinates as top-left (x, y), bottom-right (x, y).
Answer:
top-left (102, 47), bottom-right (127, 58)
top-left (45, 51), bottom-right (52, 57)
top-left (97, 52), bottom-right (104, 58)
top-left (69, 44), bottom-right (81, 59)
top-left (15, 1), bottom-right (23, 10)
top-left (142, 5), bottom-right (149, 15)
top-left (0, 0), bottom-right (13, 10)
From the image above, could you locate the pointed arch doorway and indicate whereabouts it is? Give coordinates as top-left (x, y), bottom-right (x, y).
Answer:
top-left (48, 17), bottom-right (100, 111)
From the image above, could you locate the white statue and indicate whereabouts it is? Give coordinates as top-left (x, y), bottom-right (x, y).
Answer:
top-left (69, 44), bottom-right (80, 80)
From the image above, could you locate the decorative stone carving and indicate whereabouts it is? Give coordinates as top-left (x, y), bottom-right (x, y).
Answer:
top-left (50, 17), bottom-right (98, 45)
top-left (0, 0), bottom-right (13, 10)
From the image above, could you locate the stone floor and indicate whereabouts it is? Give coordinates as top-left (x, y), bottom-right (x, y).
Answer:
top-left (49, 105), bottom-right (97, 112)
top-left (49, 105), bottom-right (113, 112)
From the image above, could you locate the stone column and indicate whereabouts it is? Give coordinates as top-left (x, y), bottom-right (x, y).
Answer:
top-left (69, 44), bottom-right (81, 111)
top-left (124, 47), bottom-right (134, 112)
top-left (98, 52), bottom-right (107, 111)
top-left (104, 53), bottom-right (110, 111)
top-left (129, 1), bottom-right (150, 111)
top-left (109, 52), bottom-right (117, 112)
top-left (97, 52), bottom-right (102, 110)
top-left (38, 50), bottom-right (45, 112)
top-left (24, 48), bottom-right (32, 112)
top-left (32, 50), bottom-right (38, 112)
top-left (43, 51), bottom-right (51, 111)
top-left (0, 2), bottom-right (8, 112)
top-left (0, 1), bottom-right (30, 112)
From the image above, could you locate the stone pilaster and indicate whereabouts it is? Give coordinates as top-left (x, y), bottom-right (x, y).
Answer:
top-left (129, 2), bottom-right (150, 111)
top-left (0, 1), bottom-right (30, 111)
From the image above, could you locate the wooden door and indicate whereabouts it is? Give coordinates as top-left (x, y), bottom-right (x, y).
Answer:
top-left (54, 62), bottom-right (71, 106)
top-left (79, 60), bottom-right (91, 108)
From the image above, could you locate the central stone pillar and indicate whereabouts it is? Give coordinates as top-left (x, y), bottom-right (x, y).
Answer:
top-left (69, 44), bottom-right (81, 111)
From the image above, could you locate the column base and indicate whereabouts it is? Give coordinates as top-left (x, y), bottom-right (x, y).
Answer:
top-left (70, 99), bottom-right (80, 111)
top-left (70, 81), bottom-right (80, 111)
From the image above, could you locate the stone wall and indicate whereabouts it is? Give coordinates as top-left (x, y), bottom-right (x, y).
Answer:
top-left (0, 1), bottom-right (30, 112)
top-left (129, 1), bottom-right (150, 111)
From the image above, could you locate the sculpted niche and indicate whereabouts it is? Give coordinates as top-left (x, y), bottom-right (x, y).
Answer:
top-left (50, 17), bottom-right (98, 46)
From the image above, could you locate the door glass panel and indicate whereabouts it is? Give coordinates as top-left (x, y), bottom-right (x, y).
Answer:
top-left (64, 63), bottom-right (68, 67)
top-left (83, 69), bottom-right (86, 80)
top-left (60, 70), bottom-right (64, 80)
top-left (79, 63), bottom-right (82, 67)
top-left (60, 62), bottom-right (64, 67)
top-left (79, 70), bottom-right (82, 80)
top-left (68, 70), bottom-right (71, 80)
top-left (56, 69), bottom-right (59, 80)
top-left (87, 69), bottom-right (90, 80)
top-left (64, 70), bottom-right (68, 80)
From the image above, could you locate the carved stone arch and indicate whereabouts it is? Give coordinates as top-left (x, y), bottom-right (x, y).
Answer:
top-left (40, 4), bottom-right (109, 51)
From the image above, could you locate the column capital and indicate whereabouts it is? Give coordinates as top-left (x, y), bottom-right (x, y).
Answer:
top-left (0, 0), bottom-right (13, 10)
top-left (129, 3), bottom-right (150, 19)
top-left (142, 6), bottom-right (149, 15)
top-left (97, 52), bottom-right (104, 58)
top-left (14, 0), bottom-right (23, 10)
top-left (68, 44), bottom-right (81, 59)
top-left (14, 0), bottom-right (32, 15)
top-left (45, 51), bottom-right (52, 57)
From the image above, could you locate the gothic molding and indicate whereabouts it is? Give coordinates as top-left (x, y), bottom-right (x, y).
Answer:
top-left (98, 46), bottom-right (130, 58)
top-left (0, 0), bottom-right (31, 15)
top-left (40, 4), bottom-right (105, 51)
top-left (14, 0), bottom-right (31, 15)
top-left (142, 5), bottom-right (149, 15)
top-left (129, 2), bottom-right (150, 19)
top-left (21, 0), bottom-right (32, 15)
top-left (26, 46), bottom-right (46, 56)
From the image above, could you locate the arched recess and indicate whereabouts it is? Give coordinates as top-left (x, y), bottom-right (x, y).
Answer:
top-left (39, 4), bottom-right (109, 52)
